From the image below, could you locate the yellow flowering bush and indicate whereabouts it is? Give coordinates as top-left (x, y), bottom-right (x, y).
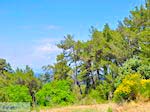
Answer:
top-left (114, 73), bottom-right (141, 103)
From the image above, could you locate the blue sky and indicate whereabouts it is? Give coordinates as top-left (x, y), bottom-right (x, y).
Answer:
top-left (0, 0), bottom-right (145, 72)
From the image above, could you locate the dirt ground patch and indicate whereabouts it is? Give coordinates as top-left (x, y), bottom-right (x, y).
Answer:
top-left (39, 102), bottom-right (150, 112)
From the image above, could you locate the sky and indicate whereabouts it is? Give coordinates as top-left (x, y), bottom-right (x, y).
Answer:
top-left (0, 0), bottom-right (145, 72)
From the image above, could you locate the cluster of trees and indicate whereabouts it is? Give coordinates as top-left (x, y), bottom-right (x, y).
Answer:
top-left (0, 59), bottom-right (41, 106)
top-left (0, 0), bottom-right (149, 107)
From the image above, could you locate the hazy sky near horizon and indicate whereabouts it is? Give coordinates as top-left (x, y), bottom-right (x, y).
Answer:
top-left (0, 0), bottom-right (145, 72)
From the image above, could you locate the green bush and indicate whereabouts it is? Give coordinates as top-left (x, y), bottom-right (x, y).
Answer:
top-left (78, 80), bottom-right (112, 105)
top-left (140, 79), bottom-right (150, 99)
top-left (0, 85), bottom-right (32, 102)
top-left (72, 85), bottom-right (83, 101)
top-left (113, 73), bottom-right (141, 103)
top-left (86, 89), bottom-right (105, 104)
top-left (36, 80), bottom-right (75, 106)
top-left (88, 82), bottom-right (110, 101)
top-left (89, 89), bottom-right (102, 101)
top-left (118, 57), bottom-right (150, 80)
top-left (96, 80), bottom-right (113, 100)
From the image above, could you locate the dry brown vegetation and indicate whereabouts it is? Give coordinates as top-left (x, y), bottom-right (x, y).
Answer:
top-left (39, 102), bottom-right (150, 112)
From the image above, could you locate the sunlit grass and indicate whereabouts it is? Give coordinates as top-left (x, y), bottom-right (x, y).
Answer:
top-left (39, 101), bottom-right (150, 112)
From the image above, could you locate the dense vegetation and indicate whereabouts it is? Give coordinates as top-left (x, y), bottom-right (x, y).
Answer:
top-left (0, 0), bottom-right (150, 108)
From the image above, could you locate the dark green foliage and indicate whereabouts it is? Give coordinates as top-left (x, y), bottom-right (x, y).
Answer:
top-left (36, 80), bottom-right (75, 106)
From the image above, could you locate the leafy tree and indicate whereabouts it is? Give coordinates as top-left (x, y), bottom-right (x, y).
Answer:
top-left (14, 66), bottom-right (41, 106)
top-left (39, 72), bottom-right (52, 84)
top-left (0, 65), bottom-right (41, 106)
top-left (0, 85), bottom-right (32, 102)
top-left (57, 35), bottom-right (84, 94)
top-left (117, 56), bottom-right (150, 82)
top-left (123, 1), bottom-right (150, 32)
top-left (46, 53), bottom-right (72, 80)
top-left (36, 80), bottom-right (75, 106)
top-left (0, 58), bottom-right (13, 75)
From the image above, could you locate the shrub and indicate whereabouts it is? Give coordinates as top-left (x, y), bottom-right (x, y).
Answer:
top-left (0, 85), bottom-right (32, 102)
top-left (87, 89), bottom-right (105, 103)
top-left (114, 73), bottom-right (141, 103)
top-left (118, 57), bottom-right (150, 80)
top-left (140, 79), bottom-right (150, 99)
top-left (72, 85), bottom-right (83, 102)
top-left (36, 80), bottom-right (75, 106)
top-left (90, 81), bottom-right (112, 101)
top-left (78, 80), bottom-right (112, 105)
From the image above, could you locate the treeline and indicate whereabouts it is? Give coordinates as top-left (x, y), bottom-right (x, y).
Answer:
top-left (0, 0), bottom-right (150, 107)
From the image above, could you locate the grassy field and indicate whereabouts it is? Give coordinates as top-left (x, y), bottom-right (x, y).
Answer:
top-left (38, 102), bottom-right (150, 112)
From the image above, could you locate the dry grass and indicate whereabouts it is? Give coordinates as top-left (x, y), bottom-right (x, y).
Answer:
top-left (115, 101), bottom-right (150, 112)
top-left (39, 102), bottom-right (150, 112)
